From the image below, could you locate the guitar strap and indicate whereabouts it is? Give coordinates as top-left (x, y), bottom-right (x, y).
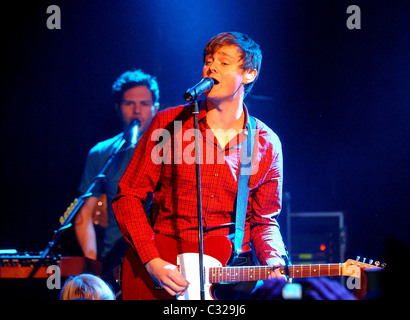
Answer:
top-left (233, 115), bottom-right (257, 257)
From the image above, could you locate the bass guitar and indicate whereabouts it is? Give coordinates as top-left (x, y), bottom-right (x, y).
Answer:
top-left (120, 234), bottom-right (383, 300)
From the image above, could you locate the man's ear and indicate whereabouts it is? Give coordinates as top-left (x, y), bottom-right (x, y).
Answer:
top-left (243, 69), bottom-right (257, 84)
top-left (114, 103), bottom-right (122, 117)
top-left (153, 102), bottom-right (160, 115)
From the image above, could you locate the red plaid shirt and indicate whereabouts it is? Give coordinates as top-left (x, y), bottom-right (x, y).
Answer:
top-left (113, 100), bottom-right (287, 265)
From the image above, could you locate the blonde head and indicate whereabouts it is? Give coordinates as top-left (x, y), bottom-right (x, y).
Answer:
top-left (60, 273), bottom-right (115, 300)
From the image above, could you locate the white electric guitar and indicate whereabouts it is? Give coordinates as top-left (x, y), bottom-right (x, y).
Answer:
top-left (121, 234), bottom-right (384, 300)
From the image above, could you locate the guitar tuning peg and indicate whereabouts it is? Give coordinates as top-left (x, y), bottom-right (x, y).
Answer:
top-left (362, 257), bottom-right (366, 263)
top-left (356, 256), bottom-right (360, 261)
top-left (369, 259), bottom-right (373, 265)
top-left (375, 261), bottom-right (380, 267)
top-left (381, 263), bottom-right (386, 268)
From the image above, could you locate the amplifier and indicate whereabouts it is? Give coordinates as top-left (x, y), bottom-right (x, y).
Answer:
top-left (0, 251), bottom-right (102, 300)
top-left (0, 251), bottom-right (59, 279)
top-left (0, 251), bottom-right (101, 278)
top-left (286, 211), bottom-right (346, 265)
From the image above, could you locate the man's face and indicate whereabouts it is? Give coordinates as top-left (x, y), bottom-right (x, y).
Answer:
top-left (202, 45), bottom-right (251, 102)
top-left (117, 85), bottom-right (158, 134)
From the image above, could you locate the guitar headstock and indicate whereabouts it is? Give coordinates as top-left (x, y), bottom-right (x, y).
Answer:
top-left (59, 198), bottom-right (79, 225)
top-left (342, 256), bottom-right (385, 276)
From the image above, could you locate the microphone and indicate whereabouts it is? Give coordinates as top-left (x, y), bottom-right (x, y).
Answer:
top-left (183, 77), bottom-right (214, 102)
top-left (128, 119), bottom-right (140, 147)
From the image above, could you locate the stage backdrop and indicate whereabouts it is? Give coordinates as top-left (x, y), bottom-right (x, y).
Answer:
top-left (1, 0), bottom-right (409, 265)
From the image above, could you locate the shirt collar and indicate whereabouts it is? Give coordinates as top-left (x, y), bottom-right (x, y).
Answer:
top-left (199, 99), bottom-right (252, 134)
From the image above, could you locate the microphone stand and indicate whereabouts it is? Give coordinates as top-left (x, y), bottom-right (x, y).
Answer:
top-left (41, 134), bottom-right (132, 260)
top-left (191, 100), bottom-right (205, 300)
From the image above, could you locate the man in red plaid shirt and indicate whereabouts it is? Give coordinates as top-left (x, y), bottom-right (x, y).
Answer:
top-left (113, 32), bottom-right (288, 299)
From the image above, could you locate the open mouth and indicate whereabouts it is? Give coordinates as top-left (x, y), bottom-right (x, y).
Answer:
top-left (211, 78), bottom-right (220, 85)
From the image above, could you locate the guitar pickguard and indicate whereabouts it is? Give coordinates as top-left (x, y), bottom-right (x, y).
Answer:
top-left (177, 253), bottom-right (222, 300)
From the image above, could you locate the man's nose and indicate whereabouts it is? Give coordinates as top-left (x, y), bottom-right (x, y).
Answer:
top-left (133, 103), bottom-right (141, 113)
top-left (208, 61), bottom-right (217, 73)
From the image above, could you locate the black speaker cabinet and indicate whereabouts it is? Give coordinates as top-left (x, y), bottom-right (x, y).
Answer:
top-left (286, 211), bottom-right (346, 265)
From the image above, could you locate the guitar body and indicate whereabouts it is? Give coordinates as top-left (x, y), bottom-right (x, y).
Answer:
top-left (121, 234), bottom-right (233, 300)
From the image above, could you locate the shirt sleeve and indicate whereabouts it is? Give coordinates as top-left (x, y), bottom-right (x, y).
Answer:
top-left (249, 133), bottom-right (288, 265)
top-left (112, 114), bottom-right (164, 264)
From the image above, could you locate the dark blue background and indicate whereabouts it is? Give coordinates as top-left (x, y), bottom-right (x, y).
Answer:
top-left (1, 0), bottom-right (408, 264)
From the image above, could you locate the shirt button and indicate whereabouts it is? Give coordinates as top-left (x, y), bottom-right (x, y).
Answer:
top-left (214, 173), bottom-right (219, 177)
top-left (210, 194), bottom-right (214, 199)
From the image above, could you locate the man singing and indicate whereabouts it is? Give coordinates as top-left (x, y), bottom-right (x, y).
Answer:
top-left (113, 32), bottom-right (288, 300)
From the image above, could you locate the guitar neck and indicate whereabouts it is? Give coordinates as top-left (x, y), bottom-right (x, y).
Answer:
top-left (209, 263), bottom-right (344, 283)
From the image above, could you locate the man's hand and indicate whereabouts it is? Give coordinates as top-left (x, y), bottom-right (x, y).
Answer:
top-left (144, 258), bottom-right (189, 297)
top-left (266, 257), bottom-right (287, 280)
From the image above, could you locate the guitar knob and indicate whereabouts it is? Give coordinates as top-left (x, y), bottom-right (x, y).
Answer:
top-left (375, 261), bottom-right (380, 267)
top-left (362, 257), bottom-right (366, 263)
top-left (369, 259), bottom-right (373, 265)
top-left (356, 256), bottom-right (360, 261)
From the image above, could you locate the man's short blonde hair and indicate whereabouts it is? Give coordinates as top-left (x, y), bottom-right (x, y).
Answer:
top-left (59, 273), bottom-right (115, 300)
